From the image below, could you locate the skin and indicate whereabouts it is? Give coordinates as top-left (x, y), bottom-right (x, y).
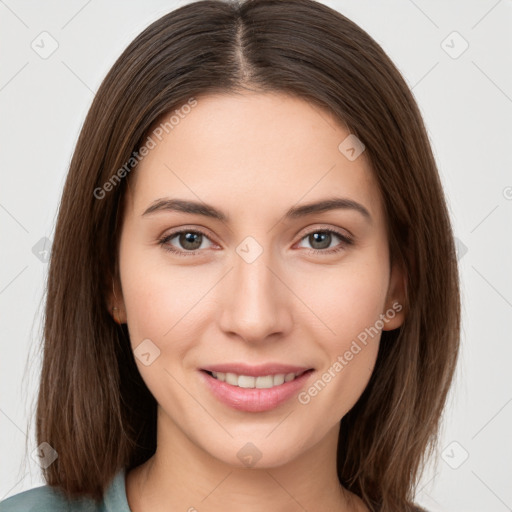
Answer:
top-left (110, 91), bottom-right (406, 512)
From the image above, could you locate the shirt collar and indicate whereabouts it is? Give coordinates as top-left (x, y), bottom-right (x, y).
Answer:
top-left (103, 467), bottom-right (132, 512)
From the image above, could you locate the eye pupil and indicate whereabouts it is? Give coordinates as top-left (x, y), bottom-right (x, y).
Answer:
top-left (310, 232), bottom-right (331, 250)
top-left (180, 232), bottom-right (202, 250)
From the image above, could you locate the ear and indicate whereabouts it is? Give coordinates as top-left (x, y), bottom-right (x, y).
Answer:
top-left (382, 262), bottom-right (407, 331)
top-left (106, 274), bottom-right (127, 325)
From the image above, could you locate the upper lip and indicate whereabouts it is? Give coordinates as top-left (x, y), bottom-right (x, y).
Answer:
top-left (201, 363), bottom-right (313, 377)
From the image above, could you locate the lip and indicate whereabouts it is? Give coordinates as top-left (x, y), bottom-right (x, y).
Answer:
top-left (200, 362), bottom-right (312, 377)
top-left (199, 367), bottom-right (315, 413)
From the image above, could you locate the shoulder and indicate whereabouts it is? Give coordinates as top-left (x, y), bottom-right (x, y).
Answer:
top-left (0, 468), bottom-right (129, 512)
top-left (0, 484), bottom-right (100, 512)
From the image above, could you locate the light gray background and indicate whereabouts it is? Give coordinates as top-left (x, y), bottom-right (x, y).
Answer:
top-left (1, 1), bottom-right (511, 510)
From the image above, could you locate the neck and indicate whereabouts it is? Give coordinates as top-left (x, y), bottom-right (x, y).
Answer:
top-left (126, 407), bottom-right (366, 512)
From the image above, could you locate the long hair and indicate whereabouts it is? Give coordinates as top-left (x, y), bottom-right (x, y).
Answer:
top-left (35, 1), bottom-right (460, 510)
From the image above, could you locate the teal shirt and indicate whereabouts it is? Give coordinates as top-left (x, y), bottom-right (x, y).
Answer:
top-left (0, 468), bottom-right (131, 512)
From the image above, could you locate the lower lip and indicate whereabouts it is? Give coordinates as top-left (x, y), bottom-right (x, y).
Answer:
top-left (199, 370), bottom-right (314, 412)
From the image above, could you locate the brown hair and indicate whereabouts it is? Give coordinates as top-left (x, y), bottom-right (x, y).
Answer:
top-left (34, 0), bottom-right (460, 510)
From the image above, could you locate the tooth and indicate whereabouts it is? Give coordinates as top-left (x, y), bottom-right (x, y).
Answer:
top-left (238, 375), bottom-right (255, 388)
top-left (273, 374), bottom-right (285, 386)
top-left (225, 372), bottom-right (238, 386)
top-left (255, 375), bottom-right (274, 388)
top-left (214, 371), bottom-right (300, 387)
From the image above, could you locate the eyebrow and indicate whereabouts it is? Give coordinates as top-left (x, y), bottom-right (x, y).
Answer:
top-left (142, 197), bottom-right (372, 223)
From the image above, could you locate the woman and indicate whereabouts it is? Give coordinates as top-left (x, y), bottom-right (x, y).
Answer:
top-left (0, 0), bottom-right (460, 511)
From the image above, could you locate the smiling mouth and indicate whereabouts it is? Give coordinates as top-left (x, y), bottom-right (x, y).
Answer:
top-left (203, 369), bottom-right (313, 389)
top-left (200, 367), bottom-right (316, 412)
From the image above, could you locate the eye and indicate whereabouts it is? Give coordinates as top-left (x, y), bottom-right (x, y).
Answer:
top-left (158, 228), bottom-right (215, 256)
top-left (158, 227), bottom-right (354, 257)
top-left (296, 228), bottom-right (353, 255)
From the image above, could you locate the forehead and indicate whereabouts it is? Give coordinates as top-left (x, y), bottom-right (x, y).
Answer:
top-left (125, 92), bottom-right (384, 225)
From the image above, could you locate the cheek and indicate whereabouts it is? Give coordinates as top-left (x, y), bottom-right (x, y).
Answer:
top-left (294, 254), bottom-right (388, 414)
top-left (119, 239), bottom-right (229, 399)
top-left (118, 247), bottom-right (206, 413)
top-left (302, 252), bottom-right (389, 348)
top-left (118, 238), bottom-right (200, 356)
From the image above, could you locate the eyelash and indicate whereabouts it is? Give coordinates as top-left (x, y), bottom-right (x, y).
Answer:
top-left (158, 227), bottom-right (354, 257)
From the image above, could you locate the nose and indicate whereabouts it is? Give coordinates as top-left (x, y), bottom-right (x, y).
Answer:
top-left (218, 245), bottom-right (293, 344)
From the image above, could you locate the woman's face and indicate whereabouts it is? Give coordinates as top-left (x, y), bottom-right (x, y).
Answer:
top-left (113, 91), bottom-right (405, 468)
